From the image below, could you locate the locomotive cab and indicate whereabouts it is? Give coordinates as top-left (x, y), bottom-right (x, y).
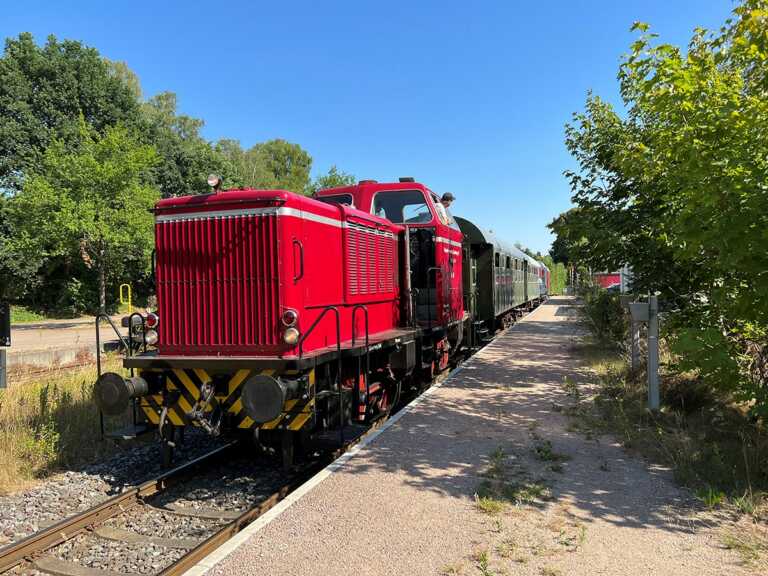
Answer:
top-left (317, 180), bottom-right (466, 372)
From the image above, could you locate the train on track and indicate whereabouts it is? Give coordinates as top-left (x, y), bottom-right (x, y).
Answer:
top-left (95, 178), bottom-right (549, 467)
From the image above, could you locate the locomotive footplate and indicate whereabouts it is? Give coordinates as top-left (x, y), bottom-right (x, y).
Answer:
top-left (123, 328), bottom-right (423, 371)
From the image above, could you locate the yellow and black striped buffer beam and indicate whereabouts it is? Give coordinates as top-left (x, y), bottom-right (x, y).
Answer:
top-left (138, 368), bottom-right (315, 432)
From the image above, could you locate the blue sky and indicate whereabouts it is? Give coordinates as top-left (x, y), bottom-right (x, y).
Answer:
top-left (1, 0), bottom-right (735, 253)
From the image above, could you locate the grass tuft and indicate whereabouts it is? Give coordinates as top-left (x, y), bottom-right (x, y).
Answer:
top-left (0, 357), bottom-right (131, 493)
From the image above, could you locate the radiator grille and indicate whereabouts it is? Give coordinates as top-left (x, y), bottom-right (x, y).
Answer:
top-left (346, 223), bottom-right (395, 296)
top-left (156, 213), bottom-right (279, 352)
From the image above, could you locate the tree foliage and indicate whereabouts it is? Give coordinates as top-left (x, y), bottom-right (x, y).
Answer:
top-left (550, 0), bottom-right (768, 414)
top-left (307, 165), bottom-right (356, 194)
top-left (142, 92), bottom-right (234, 197)
top-left (9, 121), bottom-right (158, 312)
top-left (0, 33), bottom-right (142, 192)
top-left (215, 138), bottom-right (314, 194)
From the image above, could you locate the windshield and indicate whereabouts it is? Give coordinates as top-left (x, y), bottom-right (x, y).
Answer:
top-left (372, 190), bottom-right (433, 224)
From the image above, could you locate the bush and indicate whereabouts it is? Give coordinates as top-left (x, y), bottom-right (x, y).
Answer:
top-left (581, 288), bottom-right (627, 348)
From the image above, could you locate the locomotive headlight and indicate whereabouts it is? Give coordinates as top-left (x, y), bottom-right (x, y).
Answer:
top-left (283, 327), bottom-right (300, 345)
top-left (144, 329), bottom-right (159, 346)
top-left (281, 309), bottom-right (298, 327)
top-left (145, 313), bottom-right (159, 328)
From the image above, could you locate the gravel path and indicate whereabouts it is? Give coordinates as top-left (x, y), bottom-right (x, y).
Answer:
top-left (208, 296), bottom-right (751, 576)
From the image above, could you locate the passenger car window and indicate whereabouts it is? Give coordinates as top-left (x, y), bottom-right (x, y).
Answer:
top-left (495, 253), bottom-right (500, 267)
top-left (372, 190), bottom-right (433, 223)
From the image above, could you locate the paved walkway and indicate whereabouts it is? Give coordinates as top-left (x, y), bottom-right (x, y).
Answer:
top-left (5, 316), bottom-right (125, 375)
top-left (204, 296), bottom-right (747, 576)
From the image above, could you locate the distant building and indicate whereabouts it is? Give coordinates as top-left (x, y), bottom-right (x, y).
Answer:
top-left (593, 265), bottom-right (632, 293)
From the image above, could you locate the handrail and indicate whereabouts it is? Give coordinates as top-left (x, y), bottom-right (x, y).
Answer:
top-left (298, 306), bottom-right (343, 442)
top-left (95, 313), bottom-right (132, 440)
top-left (351, 305), bottom-right (370, 422)
top-left (426, 266), bottom-right (442, 330)
top-left (127, 312), bottom-right (147, 354)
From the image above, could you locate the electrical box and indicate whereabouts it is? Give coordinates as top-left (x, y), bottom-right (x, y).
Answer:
top-left (629, 302), bottom-right (649, 323)
top-left (0, 303), bottom-right (9, 347)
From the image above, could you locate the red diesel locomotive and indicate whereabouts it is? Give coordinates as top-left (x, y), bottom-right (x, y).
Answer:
top-left (96, 178), bottom-right (470, 466)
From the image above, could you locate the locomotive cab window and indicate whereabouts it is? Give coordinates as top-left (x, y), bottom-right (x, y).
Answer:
top-left (318, 193), bottom-right (354, 207)
top-left (372, 190), bottom-right (433, 224)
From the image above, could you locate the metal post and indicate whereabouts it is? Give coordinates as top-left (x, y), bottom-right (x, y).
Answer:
top-left (647, 295), bottom-right (660, 411)
top-left (0, 349), bottom-right (6, 389)
top-left (631, 320), bottom-right (640, 373)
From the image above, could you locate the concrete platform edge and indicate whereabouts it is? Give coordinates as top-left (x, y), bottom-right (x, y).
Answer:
top-left (182, 303), bottom-right (546, 576)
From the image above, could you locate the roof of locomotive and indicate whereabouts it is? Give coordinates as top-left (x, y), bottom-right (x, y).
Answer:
top-left (315, 180), bottom-right (436, 212)
top-left (153, 187), bottom-right (402, 231)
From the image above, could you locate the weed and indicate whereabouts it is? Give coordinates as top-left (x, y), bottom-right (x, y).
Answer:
top-left (495, 538), bottom-right (515, 558)
top-left (572, 337), bottom-right (768, 514)
top-left (721, 525), bottom-right (768, 569)
top-left (533, 440), bottom-right (570, 463)
top-left (440, 562), bottom-right (464, 575)
top-left (696, 486), bottom-right (726, 509)
top-left (563, 376), bottom-right (580, 402)
top-left (599, 460), bottom-right (610, 472)
top-left (475, 494), bottom-right (505, 515)
top-left (730, 490), bottom-right (766, 519)
top-left (540, 567), bottom-right (563, 576)
top-left (549, 463), bottom-right (564, 473)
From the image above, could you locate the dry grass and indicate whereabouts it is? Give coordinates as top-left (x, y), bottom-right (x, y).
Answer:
top-left (721, 521), bottom-right (768, 571)
top-left (0, 356), bottom-right (131, 494)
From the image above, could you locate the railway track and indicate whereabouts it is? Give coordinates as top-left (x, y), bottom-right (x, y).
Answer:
top-left (0, 417), bottom-right (394, 576)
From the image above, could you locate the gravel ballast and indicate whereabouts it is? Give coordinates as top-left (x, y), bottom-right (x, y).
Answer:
top-left (0, 429), bottom-right (224, 545)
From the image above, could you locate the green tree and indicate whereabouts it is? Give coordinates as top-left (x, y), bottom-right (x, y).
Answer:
top-left (251, 139), bottom-right (312, 194)
top-left (215, 138), bottom-right (313, 194)
top-left (141, 92), bottom-right (234, 197)
top-left (0, 33), bottom-right (142, 192)
top-left (552, 0), bottom-right (768, 413)
top-left (307, 165), bottom-right (356, 194)
top-left (9, 121), bottom-right (158, 312)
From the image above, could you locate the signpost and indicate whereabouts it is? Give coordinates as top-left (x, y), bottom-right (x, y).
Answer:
top-left (627, 296), bottom-right (660, 411)
top-left (0, 303), bottom-right (10, 389)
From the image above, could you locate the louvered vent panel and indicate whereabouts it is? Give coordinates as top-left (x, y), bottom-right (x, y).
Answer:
top-left (156, 213), bottom-right (279, 352)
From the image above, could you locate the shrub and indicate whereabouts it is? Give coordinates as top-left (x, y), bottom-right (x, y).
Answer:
top-left (581, 288), bottom-right (627, 348)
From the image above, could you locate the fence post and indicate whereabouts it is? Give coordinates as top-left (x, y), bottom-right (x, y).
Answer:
top-left (0, 302), bottom-right (9, 389)
top-left (647, 295), bottom-right (660, 411)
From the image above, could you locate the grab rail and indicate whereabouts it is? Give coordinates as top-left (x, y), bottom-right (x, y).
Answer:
top-left (95, 313), bottom-right (133, 440)
top-left (351, 305), bottom-right (370, 422)
top-left (298, 306), bottom-right (343, 442)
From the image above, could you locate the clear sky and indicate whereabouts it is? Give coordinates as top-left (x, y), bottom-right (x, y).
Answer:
top-left (0, 0), bottom-right (735, 253)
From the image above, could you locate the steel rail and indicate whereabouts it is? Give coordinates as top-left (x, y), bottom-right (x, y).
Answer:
top-left (159, 416), bottom-right (390, 576)
top-left (0, 442), bottom-right (238, 574)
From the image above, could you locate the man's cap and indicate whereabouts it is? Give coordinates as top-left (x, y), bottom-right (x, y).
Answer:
top-left (441, 192), bottom-right (455, 202)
